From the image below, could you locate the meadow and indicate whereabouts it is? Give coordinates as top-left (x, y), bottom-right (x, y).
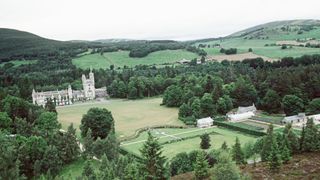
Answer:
top-left (56, 98), bottom-right (184, 138)
top-left (72, 49), bottom-right (199, 69)
top-left (121, 127), bottom-right (257, 159)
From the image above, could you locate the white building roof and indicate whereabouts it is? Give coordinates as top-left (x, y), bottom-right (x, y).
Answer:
top-left (227, 112), bottom-right (255, 122)
top-left (237, 104), bottom-right (256, 114)
top-left (197, 117), bottom-right (214, 124)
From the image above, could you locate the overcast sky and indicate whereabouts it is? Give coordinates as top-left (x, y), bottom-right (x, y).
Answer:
top-left (1, 0), bottom-right (320, 41)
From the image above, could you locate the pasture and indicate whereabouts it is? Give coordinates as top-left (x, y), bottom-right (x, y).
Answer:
top-left (121, 127), bottom-right (257, 159)
top-left (56, 98), bottom-right (184, 138)
top-left (72, 49), bottom-right (199, 69)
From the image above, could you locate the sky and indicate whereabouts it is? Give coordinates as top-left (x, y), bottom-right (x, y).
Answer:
top-left (1, 0), bottom-right (320, 41)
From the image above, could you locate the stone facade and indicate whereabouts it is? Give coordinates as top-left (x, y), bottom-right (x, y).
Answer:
top-left (32, 70), bottom-right (107, 106)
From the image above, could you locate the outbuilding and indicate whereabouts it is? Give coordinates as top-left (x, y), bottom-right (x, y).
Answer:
top-left (227, 111), bottom-right (255, 122)
top-left (197, 117), bottom-right (214, 128)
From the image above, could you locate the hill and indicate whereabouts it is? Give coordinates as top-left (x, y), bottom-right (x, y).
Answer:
top-left (229, 19), bottom-right (320, 39)
top-left (0, 28), bottom-right (86, 61)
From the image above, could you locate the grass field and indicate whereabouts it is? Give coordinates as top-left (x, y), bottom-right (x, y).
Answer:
top-left (56, 98), bottom-right (183, 138)
top-left (121, 127), bottom-right (257, 159)
top-left (72, 50), bottom-right (199, 69)
top-left (0, 60), bottom-right (37, 67)
top-left (199, 37), bottom-right (320, 59)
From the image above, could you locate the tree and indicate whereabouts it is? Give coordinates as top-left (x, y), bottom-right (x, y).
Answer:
top-left (200, 133), bottom-right (211, 149)
top-left (301, 118), bottom-right (319, 152)
top-left (268, 138), bottom-right (282, 172)
top-left (191, 98), bottom-right (201, 118)
top-left (92, 132), bottom-right (119, 160)
top-left (221, 141), bottom-right (228, 150)
top-left (194, 151), bottom-right (209, 180)
top-left (212, 152), bottom-right (241, 180)
top-left (280, 137), bottom-right (291, 163)
top-left (232, 77), bottom-right (257, 106)
top-left (170, 152), bottom-right (193, 176)
top-left (200, 93), bottom-right (216, 117)
top-left (262, 89), bottom-right (281, 113)
top-left (282, 95), bottom-right (304, 116)
top-left (83, 129), bottom-right (94, 159)
top-left (217, 95), bottom-right (233, 114)
top-left (82, 161), bottom-right (96, 180)
top-left (40, 145), bottom-right (62, 176)
top-left (124, 162), bottom-right (140, 180)
top-left (0, 112), bottom-right (12, 132)
top-left (200, 56), bottom-right (206, 64)
top-left (232, 137), bottom-right (245, 164)
top-left (282, 123), bottom-right (299, 153)
top-left (162, 85), bottom-right (183, 107)
top-left (80, 108), bottom-right (114, 139)
top-left (140, 131), bottom-right (168, 180)
top-left (261, 124), bottom-right (274, 161)
top-left (248, 48), bottom-right (253, 52)
top-left (178, 103), bottom-right (192, 118)
top-left (306, 98), bottom-right (320, 115)
top-left (44, 99), bottom-right (57, 113)
top-left (35, 112), bottom-right (61, 138)
top-left (190, 58), bottom-right (197, 66)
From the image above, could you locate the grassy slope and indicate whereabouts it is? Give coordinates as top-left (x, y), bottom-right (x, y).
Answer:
top-left (122, 127), bottom-right (257, 159)
top-left (56, 98), bottom-right (183, 138)
top-left (72, 50), bottom-right (199, 69)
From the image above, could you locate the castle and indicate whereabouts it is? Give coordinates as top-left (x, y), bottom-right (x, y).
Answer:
top-left (32, 70), bottom-right (107, 106)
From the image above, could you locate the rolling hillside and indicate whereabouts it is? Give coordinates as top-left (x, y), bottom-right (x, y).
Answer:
top-left (0, 28), bottom-right (86, 61)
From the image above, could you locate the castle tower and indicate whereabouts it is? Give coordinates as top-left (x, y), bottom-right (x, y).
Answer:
top-left (68, 84), bottom-right (73, 104)
top-left (82, 70), bottom-right (96, 100)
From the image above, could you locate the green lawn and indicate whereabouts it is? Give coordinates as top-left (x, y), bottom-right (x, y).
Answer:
top-left (199, 36), bottom-right (320, 59)
top-left (72, 50), bottom-right (199, 69)
top-left (0, 60), bottom-right (37, 67)
top-left (121, 127), bottom-right (257, 159)
top-left (56, 98), bottom-right (183, 138)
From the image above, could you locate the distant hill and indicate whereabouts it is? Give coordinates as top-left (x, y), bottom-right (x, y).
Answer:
top-left (0, 28), bottom-right (86, 61)
top-left (229, 19), bottom-right (320, 39)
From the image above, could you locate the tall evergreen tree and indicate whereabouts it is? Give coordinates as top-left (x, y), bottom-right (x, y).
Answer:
top-left (268, 138), bottom-right (282, 172)
top-left (82, 161), bottom-right (96, 180)
top-left (261, 124), bottom-right (274, 161)
top-left (200, 133), bottom-right (211, 149)
top-left (302, 118), bottom-right (319, 152)
top-left (140, 131), bottom-right (168, 180)
top-left (282, 123), bottom-right (299, 153)
top-left (231, 137), bottom-right (245, 164)
top-left (83, 129), bottom-right (94, 159)
top-left (194, 151), bottom-right (209, 180)
top-left (221, 141), bottom-right (228, 150)
top-left (212, 152), bottom-right (241, 180)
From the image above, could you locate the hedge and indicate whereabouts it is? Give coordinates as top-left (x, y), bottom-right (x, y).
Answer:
top-left (213, 121), bottom-right (266, 136)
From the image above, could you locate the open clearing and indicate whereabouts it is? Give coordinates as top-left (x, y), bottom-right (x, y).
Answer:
top-left (206, 52), bottom-right (276, 62)
top-left (56, 98), bottom-right (183, 138)
top-left (72, 49), bottom-right (199, 69)
top-left (121, 127), bottom-right (257, 159)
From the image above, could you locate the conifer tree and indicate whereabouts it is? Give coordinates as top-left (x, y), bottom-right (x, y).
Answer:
top-left (200, 133), bottom-right (211, 149)
top-left (212, 152), bottom-right (241, 180)
top-left (82, 161), bottom-right (96, 180)
top-left (140, 131), bottom-right (168, 180)
top-left (283, 123), bottom-right (299, 153)
top-left (83, 129), bottom-right (94, 159)
top-left (280, 135), bottom-right (291, 163)
top-left (194, 151), bottom-right (209, 180)
top-left (302, 118), bottom-right (319, 152)
top-left (299, 125), bottom-right (305, 151)
top-left (261, 124), bottom-right (274, 161)
top-left (268, 136), bottom-right (282, 172)
top-left (221, 141), bottom-right (228, 150)
top-left (124, 162), bottom-right (140, 180)
top-left (232, 137), bottom-right (245, 164)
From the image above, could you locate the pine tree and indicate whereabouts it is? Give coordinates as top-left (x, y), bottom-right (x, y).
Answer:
top-left (98, 154), bottom-right (115, 179)
top-left (140, 131), bottom-right (168, 180)
top-left (82, 161), bottom-right (96, 180)
top-left (268, 137), bottom-right (282, 172)
top-left (200, 133), bottom-right (211, 149)
top-left (232, 137), bottom-right (245, 164)
top-left (302, 118), bottom-right (319, 152)
top-left (280, 135), bottom-right (291, 163)
top-left (299, 125), bottom-right (305, 152)
top-left (261, 124), bottom-right (274, 161)
top-left (283, 123), bottom-right (299, 153)
top-left (124, 162), bottom-right (140, 180)
top-left (221, 141), bottom-right (228, 150)
top-left (212, 152), bottom-right (241, 180)
top-left (194, 151), bottom-right (209, 180)
top-left (83, 129), bottom-right (94, 159)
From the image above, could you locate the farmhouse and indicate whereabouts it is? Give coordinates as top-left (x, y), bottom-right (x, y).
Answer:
top-left (227, 111), bottom-right (255, 122)
top-left (281, 113), bottom-right (307, 124)
top-left (197, 117), bottom-right (214, 128)
top-left (32, 70), bottom-right (107, 106)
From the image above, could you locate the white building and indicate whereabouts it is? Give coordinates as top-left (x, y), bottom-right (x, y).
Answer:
top-left (281, 113), bottom-right (307, 124)
top-left (227, 112), bottom-right (255, 122)
top-left (32, 70), bottom-right (107, 107)
top-left (197, 117), bottom-right (214, 128)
